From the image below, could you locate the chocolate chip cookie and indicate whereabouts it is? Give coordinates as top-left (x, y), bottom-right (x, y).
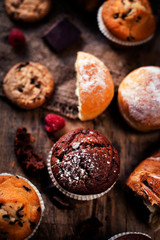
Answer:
top-left (102, 0), bottom-right (156, 41)
top-left (5, 0), bottom-right (51, 22)
top-left (3, 61), bottom-right (54, 109)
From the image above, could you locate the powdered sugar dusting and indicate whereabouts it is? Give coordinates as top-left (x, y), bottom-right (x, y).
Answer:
top-left (78, 56), bottom-right (107, 94)
top-left (120, 67), bottom-right (160, 123)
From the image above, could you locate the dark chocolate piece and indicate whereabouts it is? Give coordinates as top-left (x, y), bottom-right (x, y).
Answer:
top-left (29, 221), bottom-right (36, 230)
top-left (23, 185), bottom-right (31, 192)
top-left (16, 205), bottom-right (24, 218)
top-left (43, 18), bottom-right (81, 52)
top-left (2, 215), bottom-right (10, 220)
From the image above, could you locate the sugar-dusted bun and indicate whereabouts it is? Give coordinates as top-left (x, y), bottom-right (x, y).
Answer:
top-left (101, 0), bottom-right (156, 42)
top-left (75, 51), bottom-right (114, 121)
top-left (118, 66), bottom-right (160, 132)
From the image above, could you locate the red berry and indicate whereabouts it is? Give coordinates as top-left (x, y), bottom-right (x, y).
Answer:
top-left (44, 114), bottom-right (65, 133)
top-left (8, 28), bottom-right (25, 47)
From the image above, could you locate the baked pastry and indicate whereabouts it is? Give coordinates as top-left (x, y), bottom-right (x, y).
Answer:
top-left (47, 128), bottom-right (120, 200)
top-left (3, 61), bottom-right (54, 110)
top-left (118, 66), bottom-right (160, 132)
top-left (5, 0), bottom-right (51, 22)
top-left (108, 232), bottom-right (151, 240)
top-left (75, 52), bottom-right (114, 121)
top-left (14, 127), bottom-right (46, 173)
top-left (101, 0), bottom-right (156, 42)
top-left (126, 150), bottom-right (160, 230)
top-left (0, 173), bottom-right (44, 240)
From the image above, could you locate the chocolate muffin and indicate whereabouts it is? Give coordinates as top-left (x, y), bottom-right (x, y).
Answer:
top-left (0, 173), bottom-right (44, 240)
top-left (48, 128), bottom-right (120, 200)
top-left (108, 232), bottom-right (152, 240)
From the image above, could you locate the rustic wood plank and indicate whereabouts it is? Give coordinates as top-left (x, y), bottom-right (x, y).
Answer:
top-left (0, 1), bottom-right (160, 240)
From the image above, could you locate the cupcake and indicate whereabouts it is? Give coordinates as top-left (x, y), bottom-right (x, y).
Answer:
top-left (108, 232), bottom-right (151, 240)
top-left (0, 173), bottom-right (44, 240)
top-left (97, 0), bottom-right (156, 46)
top-left (47, 128), bottom-right (120, 200)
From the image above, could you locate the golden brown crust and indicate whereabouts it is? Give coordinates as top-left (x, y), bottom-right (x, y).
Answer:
top-left (75, 51), bottom-right (114, 121)
top-left (118, 66), bottom-right (160, 132)
top-left (5, 0), bottom-right (52, 22)
top-left (126, 153), bottom-right (160, 207)
top-left (0, 175), bottom-right (41, 240)
top-left (3, 61), bottom-right (54, 110)
top-left (102, 0), bottom-right (156, 41)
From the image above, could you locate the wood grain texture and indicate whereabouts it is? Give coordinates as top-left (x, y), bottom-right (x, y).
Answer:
top-left (0, 0), bottom-right (160, 239)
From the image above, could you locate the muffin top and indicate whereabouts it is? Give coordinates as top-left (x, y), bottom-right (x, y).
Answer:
top-left (102, 0), bottom-right (156, 41)
top-left (109, 233), bottom-right (151, 240)
top-left (0, 175), bottom-right (42, 240)
top-left (51, 128), bottom-right (120, 195)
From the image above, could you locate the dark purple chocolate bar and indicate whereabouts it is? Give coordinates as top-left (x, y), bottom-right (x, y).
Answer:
top-left (43, 18), bottom-right (81, 52)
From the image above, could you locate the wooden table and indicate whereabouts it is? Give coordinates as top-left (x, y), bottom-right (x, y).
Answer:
top-left (0, 1), bottom-right (160, 239)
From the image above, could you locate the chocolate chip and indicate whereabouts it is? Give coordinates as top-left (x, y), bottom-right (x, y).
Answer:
top-left (18, 221), bottom-right (23, 227)
top-left (37, 97), bottom-right (41, 100)
top-left (122, 9), bottom-right (132, 19)
top-left (37, 207), bottom-right (41, 212)
top-left (29, 221), bottom-right (36, 230)
top-left (18, 87), bottom-right (23, 92)
top-left (30, 78), bottom-right (36, 84)
top-left (0, 203), bottom-right (3, 208)
top-left (11, 3), bottom-right (19, 8)
top-left (45, 95), bottom-right (48, 100)
top-left (114, 13), bottom-right (119, 19)
top-left (2, 215), bottom-right (10, 220)
top-left (35, 82), bottom-right (41, 88)
top-left (23, 185), bottom-right (31, 192)
top-left (127, 36), bottom-right (135, 41)
top-left (16, 176), bottom-right (19, 179)
top-left (136, 16), bottom-right (141, 22)
top-left (16, 205), bottom-right (24, 218)
top-left (36, 9), bottom-right (41, 14)
top-left (16, 62), bottom-right (29, 70)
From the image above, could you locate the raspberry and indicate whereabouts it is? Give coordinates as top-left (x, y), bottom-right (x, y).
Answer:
top-left (8, 28), bottom-right (25, 47)
top-left (44, 114), bottom-right (65, 133)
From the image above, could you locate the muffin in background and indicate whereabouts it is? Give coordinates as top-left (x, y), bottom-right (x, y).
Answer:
top-left (0, 173), bottom-right (44, 240)
top-left (98, 0), bottom-right (156, 46)
top-left (47, 128), bottom-right (120, 200)
top-left (108, 232), bottom-right (151, 240)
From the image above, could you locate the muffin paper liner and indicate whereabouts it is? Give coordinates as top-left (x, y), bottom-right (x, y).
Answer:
top-left (0, 173), bottom-right (45, 240)
top-left (47, 145), bottom-right (117, 201)
top-left (108, 232), bottom-right (152, 240)
top-left (97, 5), bottom-right (154, 47)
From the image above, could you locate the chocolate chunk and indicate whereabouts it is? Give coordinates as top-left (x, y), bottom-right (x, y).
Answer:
top-left (23, 185), bottom-right (31, 192)
top-left (18, 86), bottom-right (23, 92)
top-left (136, 16), bottom-right (141, 22)
top-left (16, 176), bottom-right (19, 179)
top-left (29, 221), bottom-right (36, 230)
top-left (114, 13), bottom-right (119, 19)
top-left (30, 77), bottom-right (36, 84)
top-left (37, 207), bottom-right (41, 212)
top-left (16, 205), bottom-right (24, 218)
top-left (18, 221), bottom-right (23, 227)
top-left (0, 203), bottom-right (3, 208)
top-left (37, 97), bottom-right (41, 100)
top-left (43, 18), bottom-right (81, 52)
top-left (2, 215), bottom-right (10, 220)
top-left (16, 62), bottom-right (29, 70)
top-left (35, 82), bottom-right (41, 88)
top-left (14, 127), bottom-right (45, 173)
top-left (127, 36), bottom-right (135, 41)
